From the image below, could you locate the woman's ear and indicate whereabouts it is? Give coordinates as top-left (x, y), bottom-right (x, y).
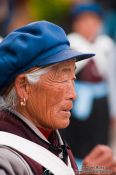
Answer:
top-left (14, 74), bottom-right (30, 100)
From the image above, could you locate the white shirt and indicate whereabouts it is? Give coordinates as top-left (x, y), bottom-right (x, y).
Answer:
top-left (68, 33), bottom-right (116, 117)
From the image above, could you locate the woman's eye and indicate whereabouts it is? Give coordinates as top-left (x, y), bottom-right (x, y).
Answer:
top-left (62, 79), bottom-right (68, 82)
top-left (56, 79), bottom-right (68, 83)
top-left (55, 75), bottom-right (69, 82)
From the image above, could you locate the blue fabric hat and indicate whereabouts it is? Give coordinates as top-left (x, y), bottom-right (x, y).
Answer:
top-left (0, 20), bottom-right (94, 94)
top-left (70, 3), bottom-right (103, 19)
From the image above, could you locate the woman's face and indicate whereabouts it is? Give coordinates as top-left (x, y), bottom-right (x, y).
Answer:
top-left (72, 12), bottom-right (102, 42)
top-left (23, 60), bottom-right (76, 130)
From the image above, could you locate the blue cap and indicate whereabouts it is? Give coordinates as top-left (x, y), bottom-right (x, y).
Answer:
top-left (0, 21), bottom-right (94, 94)
top-left (70, 3), bottom-right (103, 19)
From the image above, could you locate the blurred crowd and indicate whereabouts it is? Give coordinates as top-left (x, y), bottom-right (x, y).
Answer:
top-left (0, 0), bottom-right (31, 36)
top-left (0, 0), bottom-right (116, 170)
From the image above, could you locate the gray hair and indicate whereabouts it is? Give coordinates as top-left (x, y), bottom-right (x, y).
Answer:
top-left (0, 65), bottom-right (54, 111)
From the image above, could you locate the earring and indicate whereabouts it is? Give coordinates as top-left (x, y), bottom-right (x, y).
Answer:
top-left (20, 98), bottom-right (26, 106)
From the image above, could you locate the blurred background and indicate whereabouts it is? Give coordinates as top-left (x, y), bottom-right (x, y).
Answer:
top-left (0, 0), bottom-right (116, 170)
top-left (1, 0), bottom-right (116, 40)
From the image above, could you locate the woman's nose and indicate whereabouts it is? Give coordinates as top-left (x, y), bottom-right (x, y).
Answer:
top-left (68, 80), bottom-right (77, 101)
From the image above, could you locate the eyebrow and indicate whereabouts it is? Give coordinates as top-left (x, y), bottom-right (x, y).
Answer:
top-left (61, 67), bottom-right (71, 72)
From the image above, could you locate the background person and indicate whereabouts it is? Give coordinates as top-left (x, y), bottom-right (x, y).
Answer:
top-left (61, 3), bottom-right (116, 170)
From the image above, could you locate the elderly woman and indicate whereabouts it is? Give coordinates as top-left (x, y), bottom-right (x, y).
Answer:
top-left (0, 21), bottom-right (115, 175)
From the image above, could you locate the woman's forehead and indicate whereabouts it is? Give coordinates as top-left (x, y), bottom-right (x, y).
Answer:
top-left (53, 59), bottom-right (76, 70)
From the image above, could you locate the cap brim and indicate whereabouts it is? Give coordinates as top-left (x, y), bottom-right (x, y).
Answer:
top-left (38, 49), bottom-right (95, 67)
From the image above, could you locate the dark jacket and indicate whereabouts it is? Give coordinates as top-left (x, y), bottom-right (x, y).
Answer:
top-left (0, 110), bottom-right (78, 175)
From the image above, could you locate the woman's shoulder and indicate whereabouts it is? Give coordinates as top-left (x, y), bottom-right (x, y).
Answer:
top-left (0, 146), bottom-right (33, 175)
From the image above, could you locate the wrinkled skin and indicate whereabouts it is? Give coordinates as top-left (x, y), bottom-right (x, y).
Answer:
top-left (15, 60), bottom-right (76, 130)
top-left (15, 60), bottom-right (116, 175)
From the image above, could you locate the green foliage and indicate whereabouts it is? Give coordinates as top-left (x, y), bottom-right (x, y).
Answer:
top-left (29, 0), bottom-right (72, 28)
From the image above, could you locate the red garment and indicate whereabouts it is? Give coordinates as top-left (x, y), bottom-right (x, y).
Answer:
top-left (78, 59), bottom-right (104, 82)
top-left (39, 127), bottom-right (52, 139)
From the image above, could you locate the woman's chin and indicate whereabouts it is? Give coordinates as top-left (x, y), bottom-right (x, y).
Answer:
top-left (58, 119), bottom-right (70, 129)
